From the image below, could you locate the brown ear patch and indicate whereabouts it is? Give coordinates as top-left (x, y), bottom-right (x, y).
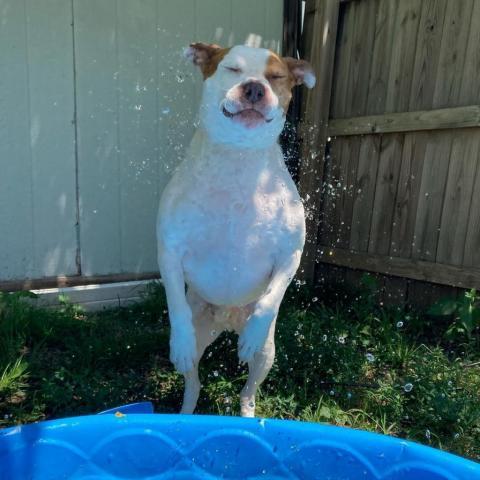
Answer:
top-left (265, 53), bottom-right (296, 112)
top-left (283, 57), bottom-right (316, 88)
top-left (186, 42), bottom-right (231, 79)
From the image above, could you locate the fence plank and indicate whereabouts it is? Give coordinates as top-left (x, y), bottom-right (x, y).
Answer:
top-left (349, 136), bottom-right (381, 252)
top-left (432, 0), bottom-right (474, 109)
top-left (390, 132), bottom-right (428, 258)
top-left (464, 147), bottom-right (480, 268)
top-left (412, 133), bottom-right (452, 261)
top-left (459, 0), bottom-right (480, 105)
top-left (318, 140), bottom-right (342, 247)
top-left (298, 0), bottom-right (341, 282)
top-left (336, 137), bottom-right (361, 249)
top-left (318, 247), bottom-right (480, 289)
top-left (328, 105), bottom-right (480, 136)
top-left (365, 0), bottom-right (398, 115)
top-left (346, 0), bottom-right (376, 117)
top-left (368, 134), bottom-right (403, 255)
top-left (385, 0), bottom-right (421, 113)
top-left (381, 0), bottom-right (423, 303)
top-left (436, 131), bottom-right (480, 265)
top-left (330, 1), bottom-right (355, 119)
top-left (409, 0), bottom-right (448, 111)
top-left (319, 137), bottom-right (359, 249)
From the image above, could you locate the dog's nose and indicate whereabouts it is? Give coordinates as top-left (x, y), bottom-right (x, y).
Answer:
top-left (242, 81), bottom-right (265, 104)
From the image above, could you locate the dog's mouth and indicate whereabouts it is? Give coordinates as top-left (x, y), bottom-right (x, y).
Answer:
top-left (222, 107), bottom-right (273, 126)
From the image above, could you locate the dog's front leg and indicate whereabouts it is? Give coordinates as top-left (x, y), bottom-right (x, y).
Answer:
top-left (238, 249), bottom-right (302, 364)
top-left (158, 250), bottom-right (196, 374)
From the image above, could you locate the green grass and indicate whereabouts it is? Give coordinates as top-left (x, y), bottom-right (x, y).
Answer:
top-left (0, 279), bottom-right (479, 461)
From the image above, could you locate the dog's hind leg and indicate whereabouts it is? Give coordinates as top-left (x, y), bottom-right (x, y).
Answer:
top-left (239, 318), bottom-right (276, 418)
top-left (180, 287), bottom-right (220, 414)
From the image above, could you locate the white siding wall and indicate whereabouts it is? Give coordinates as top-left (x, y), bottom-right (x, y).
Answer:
top-left (0, 0), bottom-right (284, 282)
top-left (0, 0), bottom-right (77, 281)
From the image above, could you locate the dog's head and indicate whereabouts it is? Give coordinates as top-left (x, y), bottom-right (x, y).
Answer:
top-left (185, 43), bottom-right (316, 148)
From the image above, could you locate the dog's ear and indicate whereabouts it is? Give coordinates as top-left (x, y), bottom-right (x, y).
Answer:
top-left (184, 42), bottom-right (230, 79)
top-left (185, 42), bottom-right (222, 65)
top-left (283, 58), bottom-right (316, 89)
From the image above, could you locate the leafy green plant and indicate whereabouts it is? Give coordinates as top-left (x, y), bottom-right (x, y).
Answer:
top-left (0, 357), bottom-right (28, 397)
top-left (428, 289), bottom-right (480, 339)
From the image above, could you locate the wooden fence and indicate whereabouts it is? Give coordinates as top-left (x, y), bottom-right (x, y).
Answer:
top-left (299, 0), bottom-right (480, 304)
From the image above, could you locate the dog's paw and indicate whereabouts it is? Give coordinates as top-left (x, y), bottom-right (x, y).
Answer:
top-left (170, 324), bottom-right (197, 374)
top-left (238, 316), bottom-right (272, 363)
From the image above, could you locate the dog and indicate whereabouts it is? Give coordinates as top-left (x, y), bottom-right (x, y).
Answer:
top-left (157, 43), bottom-right (315, 417)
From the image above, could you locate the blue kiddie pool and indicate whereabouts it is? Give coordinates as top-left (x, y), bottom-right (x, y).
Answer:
top-left (1, 402), bottom-right (479, 479)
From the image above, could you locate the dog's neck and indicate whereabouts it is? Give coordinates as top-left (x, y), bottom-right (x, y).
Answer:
top-left (189, 128), bottom-right (284, 173)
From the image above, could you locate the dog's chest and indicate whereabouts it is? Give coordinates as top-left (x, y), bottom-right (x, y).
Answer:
top-left (174, 161), bottom-right (302, 305)
top-left (182, 164), bottom-right (300, 253)
top-left (158, 147), bottom-right (305, 305)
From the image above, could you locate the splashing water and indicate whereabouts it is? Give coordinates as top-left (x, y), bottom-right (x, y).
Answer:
top-left (403, 383), bottom-right (413, 393)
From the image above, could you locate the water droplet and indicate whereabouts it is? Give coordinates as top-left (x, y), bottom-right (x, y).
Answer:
top-left (312, 297), bottom-right (318, 302)
top-left (329, 390), bottom-right (335, 396)
top-left (161, 106), bottom-right (170, 115)
top-left (396, 321), bottom-right (404, 328)
top-left (403, 383), bottom-right (413, 393)
top-left (213, 370), bottom-right (219, 377)
top-left (176, 74), bottom-right (185, 83)
top-left (366, 353), bottom-right (375, 363)
top-left (425, 429), bottom-right (431, 440)
top-left (338, 336), bottom-right (346, 344)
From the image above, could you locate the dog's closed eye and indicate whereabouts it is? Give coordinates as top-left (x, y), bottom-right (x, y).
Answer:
top-left (224, 66), bottom-right (242, 73)
top-left (266, 72), bottom-right (286, 80)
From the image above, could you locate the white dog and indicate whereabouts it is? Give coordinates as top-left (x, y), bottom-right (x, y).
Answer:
top-left (157, 43), bottom-right (315, 417)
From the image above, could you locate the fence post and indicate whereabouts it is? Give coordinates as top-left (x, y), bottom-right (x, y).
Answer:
top-left (297, 0), bottom-right (341, 283)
